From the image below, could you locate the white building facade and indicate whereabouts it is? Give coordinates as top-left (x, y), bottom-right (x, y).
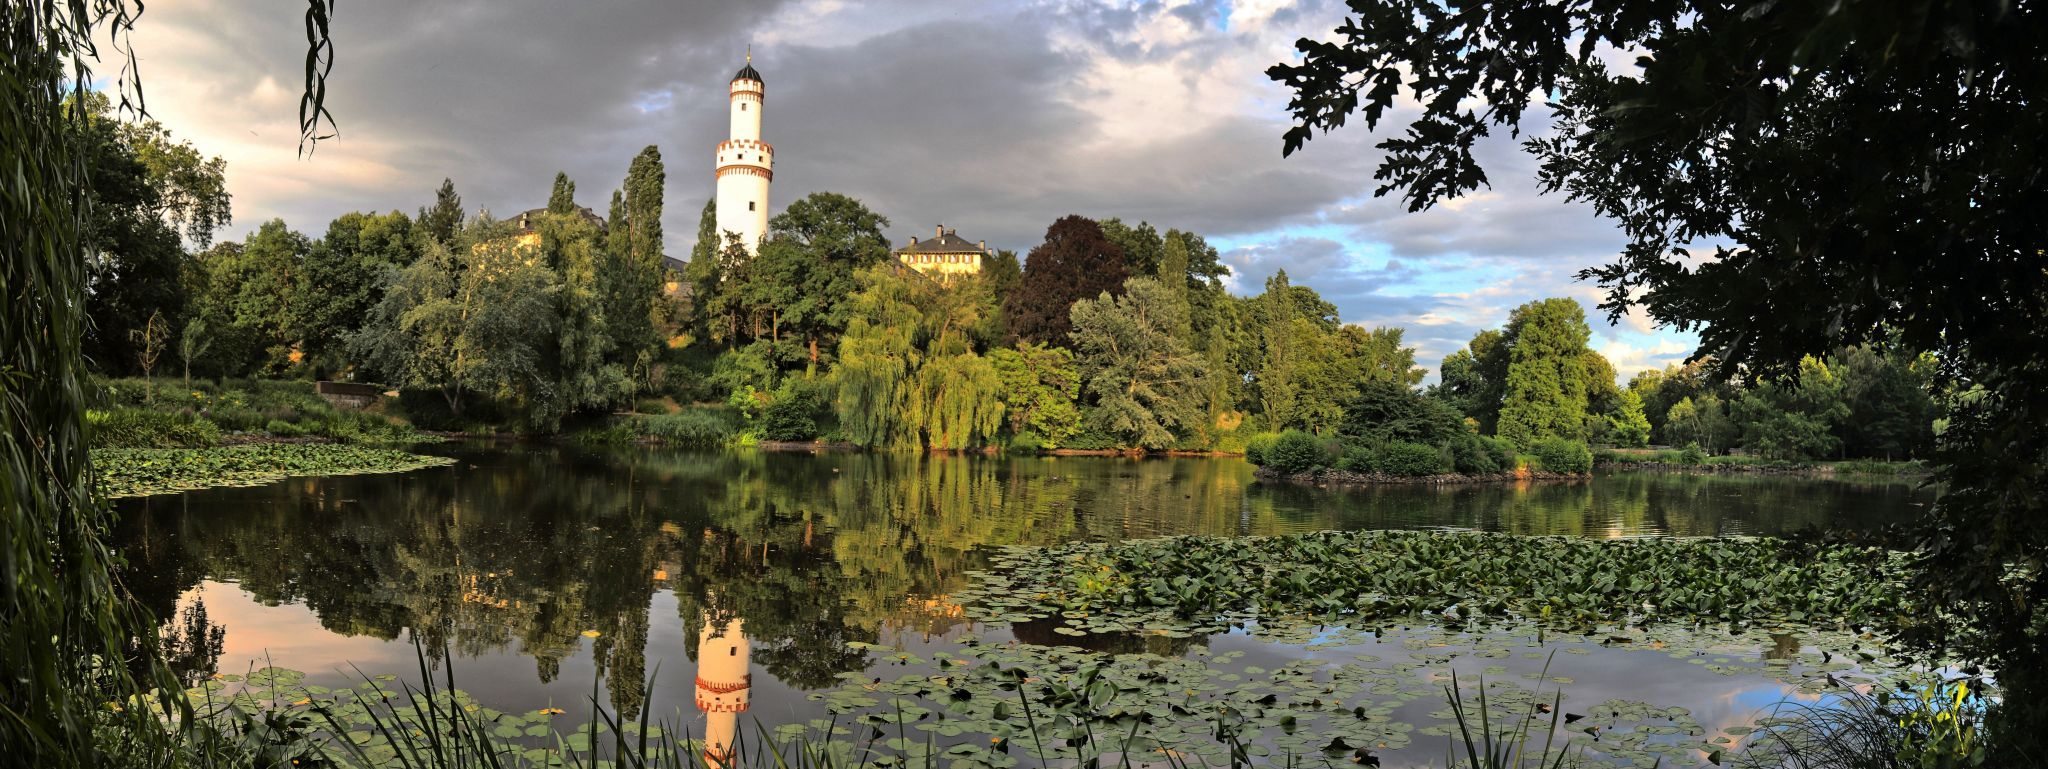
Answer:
top-left (714, 55), bottom-right (771, 255)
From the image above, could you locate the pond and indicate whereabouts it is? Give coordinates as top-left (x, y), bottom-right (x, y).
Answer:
top-left (112, 445), bottom-right (1937, 766)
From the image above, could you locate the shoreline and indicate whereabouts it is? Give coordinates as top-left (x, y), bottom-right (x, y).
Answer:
top-left (1595, 460), bottom-right (1931, 478)
top-left (1253, 466), bottom-right (1588, 486)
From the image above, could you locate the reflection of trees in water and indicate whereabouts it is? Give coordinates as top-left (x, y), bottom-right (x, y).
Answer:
top-left (160, 596), bottom-right (226, 687)
top-left (106, 449), bottom-right (1933, 713)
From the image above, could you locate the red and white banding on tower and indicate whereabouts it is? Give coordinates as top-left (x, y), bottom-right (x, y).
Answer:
top-left (696, 617), bottom-right (751, 767)
top-left (715, 50), bottom-right (771, 255)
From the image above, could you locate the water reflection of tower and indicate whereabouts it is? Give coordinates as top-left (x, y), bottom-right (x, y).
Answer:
top-left (695, 618), bottom-right (751, 767)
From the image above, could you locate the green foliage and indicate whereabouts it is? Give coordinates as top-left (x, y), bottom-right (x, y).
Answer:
top-left (297, 209), bottom-right (417, 374)
top-left (1070, 277), bottom-right (1204, 449)
top-left (831, 265), bottom-right (923, 448)
top-left (906, 352), bottom-right (1006, 450)
top-left (1734, 356), bottom-right (1851, 461)
top-left (1607, 389), bottom-right (1652, 447)
top-left (1664, 394), bottom-right (1736, 455)
top-left (1338, 380), bottom-right (1465, 446)
top-left (1259, 430), bottom-right (1328, 474)
top-left (759, 383), bottom-right (823, 442)
top-left (93, 444), bottom-right (453, 499)
top-left (971, 530), bottom-right (1911, 634)
top-left (1242, 431), bottom-right (1282, 466)
top-left (1447, 433), bottom-right (1508, 474)
top-left (546, 171), bottom-right (575, 214)
top-left (1528, 438), bottom-right (1593, 474)
top-left (417, 178), bottom-right (464, 248)
top-left (639, 410), bottom-right (737, 448)
top-left (1738, 674), bottom-right (1991, 769)
top-left (87, 408), bottom-right (222, 448)
top-left (1365, 440), bottom-right (1448, 476)
top-left (1006, 430), bottom-right (1047, 455)
top-left (1496, 299), bottom-right (1596, 448)
top-left (990, 342), bottom-right (1082, 448)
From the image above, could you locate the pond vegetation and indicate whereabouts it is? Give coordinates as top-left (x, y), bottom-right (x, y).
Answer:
top-left (954, 531), bottom-right (1911, 636)
top-left (95, 445), bottom-right (455, 498)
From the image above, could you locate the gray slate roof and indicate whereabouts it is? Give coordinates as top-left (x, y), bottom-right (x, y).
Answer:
top-left (893, 231), bottom-right (987, 255)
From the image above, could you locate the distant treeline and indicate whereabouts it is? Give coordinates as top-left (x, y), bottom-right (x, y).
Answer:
top-left (84, 98), bottom-right (1936, 459)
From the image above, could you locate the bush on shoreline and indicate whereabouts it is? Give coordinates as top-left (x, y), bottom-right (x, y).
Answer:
top-left (1247, 427), bottom-right (1590, 479)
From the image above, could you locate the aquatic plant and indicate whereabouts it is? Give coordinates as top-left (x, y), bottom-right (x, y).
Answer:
top-left (1734, 674), bottom-right (1991, 769)
top-left (957, 531), bottom-right (1913, 636)
top-left (93, 444), bottom-right (456, 498)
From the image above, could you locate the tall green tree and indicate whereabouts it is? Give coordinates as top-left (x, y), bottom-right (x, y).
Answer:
top-left (76, 93), bottom-right (230, 374)
top-left (418, 178), bottom-right (465, 248)
top-left (297, 210), bottom-right (417, 376)
top-left (1098, 218), bottom-right (1162, 276)
top-left (766, 191), bottom-right (891, 365)
top-left (1495, 298), bottom-right (1593, 448)
top-left (1836, 345), bottom-right (1937, 459)
top-left (833, 264), bottom-right (924, 448)
top-left (599, 147), bottom-right (668, 388)
top-left (1607, 389), bottom-right (1651, 447)
top-left (1070, 277), bottom-right (1205, 449)
top-left (541, 202), bottom-right (629, 424)
top-left (547, 172), bottom-right (576, 215)
top-left (1003, 216), bottom-right (1130, 347)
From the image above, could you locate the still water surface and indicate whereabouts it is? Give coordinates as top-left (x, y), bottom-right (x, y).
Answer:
top-left (112, 446), bottom-right (1936, 764)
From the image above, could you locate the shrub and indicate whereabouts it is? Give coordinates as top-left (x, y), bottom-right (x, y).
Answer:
top-left (1448, 434), bottom-right (1502, 474)
top-left (1335, 444), bottom-right (1375, 473)
top-left (1008, 430), bottom-right (1047, 455)
top-left (758, 390), bottom-right (821, 442)
top-left (640, 410), bottom-right (735, 448)
top-left (264, 419), bottom-right (305, 437)
top-left (1243, 431), bottom-right (1283, 466)
top-left (633, 397), bottom-right (675, 415)
top-left (88, 408), bottom-right (222, 449)
top-left (1261, 430), bottom-right (1328, 474)
top-left (1679, 443), bottom-right (1708, 465)
top-left (1529, 438), bottom-right (1594, 474)
top-left (1479, 436), bottom-right (1517, 471)
top-left (1370, 441), bottom-right (1449, 476)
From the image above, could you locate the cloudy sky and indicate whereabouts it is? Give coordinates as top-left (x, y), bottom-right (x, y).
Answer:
top-left (126, 0), bottom-right (1696, 380)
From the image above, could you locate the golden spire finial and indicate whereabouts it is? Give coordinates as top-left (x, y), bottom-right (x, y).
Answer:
top-left (746, 45), bottom-right (752, 64)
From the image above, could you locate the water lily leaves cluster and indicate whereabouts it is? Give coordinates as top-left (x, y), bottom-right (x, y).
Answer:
top-left (94, 444), bottom-right (455, 498)
top-left (956, 531), bottom-right (1912, 636)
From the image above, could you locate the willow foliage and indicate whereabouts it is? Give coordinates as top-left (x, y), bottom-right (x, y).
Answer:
top-left (3, 2), bottom-right (332, 764)
top-left (907, 352), bottom-right (1006, 451)
top-left (833, 266), bottom-right (923, 448)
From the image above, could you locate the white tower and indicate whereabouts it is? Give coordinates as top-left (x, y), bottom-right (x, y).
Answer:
top-left (695, 617), bottom-right (751, 767)
top-left (715, 51), bottom-right (771, 255)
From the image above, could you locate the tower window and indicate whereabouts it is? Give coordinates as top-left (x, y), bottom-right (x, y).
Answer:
top-left (741, 103), bottom-right (747, 111)
top-left (748, 201), bottom-right (757, 211)
top-left (728, 647), bottom-right (737, 656)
